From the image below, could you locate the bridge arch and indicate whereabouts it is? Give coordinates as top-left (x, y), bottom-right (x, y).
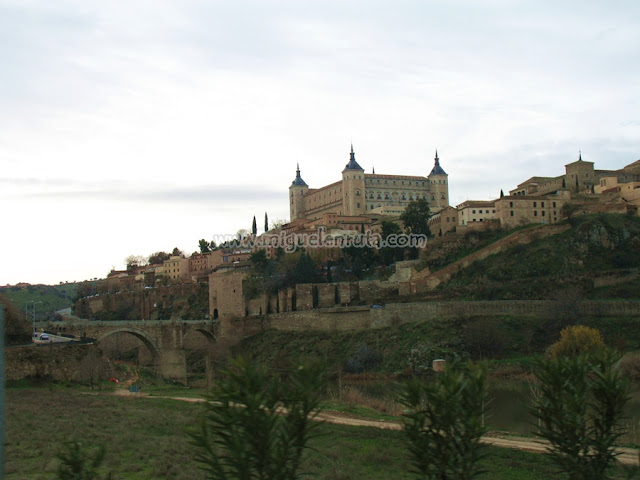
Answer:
top-left (96, 328), bottom-right (160, 360)
top-left (183, 328), bottom-right (216, 345)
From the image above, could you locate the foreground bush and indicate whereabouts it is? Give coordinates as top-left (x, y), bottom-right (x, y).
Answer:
top-left (399, 361), bottom-right (488, 480)
top-left (56, 441), bottom-right (111, 480)
top-left (531, 349), bottom-right (629, 480)
top-left (191, 356), bottom-right (326, 480)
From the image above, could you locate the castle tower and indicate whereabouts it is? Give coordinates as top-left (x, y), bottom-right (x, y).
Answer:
top-left (565, 151), bottom-right (595, 193)
top-left (341, 144), bottom-right (366, 216)
top-left (428, 150), bottom-right (449, 211)
top-left (289, 163), bottom-right (308, 220)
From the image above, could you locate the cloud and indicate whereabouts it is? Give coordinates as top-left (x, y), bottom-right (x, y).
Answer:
top-left (0, 177), bottom-right (282, 205)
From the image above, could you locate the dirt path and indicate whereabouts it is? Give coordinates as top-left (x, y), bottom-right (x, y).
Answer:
top-left (122, 392), bottom-right (639, 467)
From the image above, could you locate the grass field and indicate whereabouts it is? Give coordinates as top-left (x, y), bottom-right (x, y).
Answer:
top-left (5, 385), bottom-right (637, 480)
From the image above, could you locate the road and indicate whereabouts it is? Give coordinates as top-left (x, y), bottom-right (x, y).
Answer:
top-left (32, 332), bottom-right (77, 344)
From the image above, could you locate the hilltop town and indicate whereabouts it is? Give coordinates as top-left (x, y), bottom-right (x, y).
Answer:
top-left (65, 147), bottom-right (640, 323)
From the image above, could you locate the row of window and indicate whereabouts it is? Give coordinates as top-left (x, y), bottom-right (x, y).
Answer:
top-left (508, 201), bottom-right (557, 208)
top-left (366, 178), bottom-right (446, 186)
top-left (470, 209), bottom-right (496, 214)
top-left (509, 210), bottom-right (557, 217)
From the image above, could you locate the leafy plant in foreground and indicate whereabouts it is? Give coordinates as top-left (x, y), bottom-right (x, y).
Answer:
top-left (399, 361), bottom-right (488, 480)
top-left (531, 349), bottom-right (629, 480)
top-left (191, 356), bottom-right (326, 480)
top-left (56, 441), bottom-right (112, 480)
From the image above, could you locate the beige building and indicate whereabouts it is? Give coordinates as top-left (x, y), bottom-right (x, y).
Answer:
top-left (495, 192), bottom-right (570, 229)
top-left (510, 153), bottom-right (640, 197)
top-left (456, 200), bottom-right (498, 226)
top-left (161, 256), bottom-right (190, 282)
top-left (428, 206), bottom-right (459, 237)
top-left (289, 146), bottom-right (449, 221)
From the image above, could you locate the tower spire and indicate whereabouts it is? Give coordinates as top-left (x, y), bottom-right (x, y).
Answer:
top-left (429, 148), bottom-right (447, 176)
top-left (291, 163), bottom-right (308, 187)
top-left (343, 143), bottom-right (364, 172)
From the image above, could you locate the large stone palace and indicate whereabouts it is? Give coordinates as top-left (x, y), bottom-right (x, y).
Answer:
top-left (289, 145), bottom-right (449, 221)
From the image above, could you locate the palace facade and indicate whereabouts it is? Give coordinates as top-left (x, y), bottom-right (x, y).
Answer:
top-left (289, 145), bottom-right (449, 222)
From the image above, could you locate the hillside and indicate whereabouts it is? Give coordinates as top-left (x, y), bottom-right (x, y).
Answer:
top-left (0, 282), bottom-right (85, 321)
top-left (426, 214), bottom-right (640, 300)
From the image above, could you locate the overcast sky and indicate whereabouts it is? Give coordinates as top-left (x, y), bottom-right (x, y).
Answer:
top-left (2, 0), bottom-right (639, 286)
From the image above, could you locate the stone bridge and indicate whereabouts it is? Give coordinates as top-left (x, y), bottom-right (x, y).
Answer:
top-left (45, 319), bottom-right (218, 384)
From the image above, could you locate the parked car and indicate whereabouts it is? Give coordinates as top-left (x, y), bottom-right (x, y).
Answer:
top-left (40, 334), bottom-right (50, 341)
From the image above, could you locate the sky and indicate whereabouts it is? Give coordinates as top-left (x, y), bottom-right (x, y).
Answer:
top-left (1, 0), bottom-right (639, 286)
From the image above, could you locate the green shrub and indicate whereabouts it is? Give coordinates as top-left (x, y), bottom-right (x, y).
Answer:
top-left (191, 356), bottom-right (327, 479)
top-left (531, 350), bottom-right (629, 480)
top-left (399, 361), bottom-right (488, 480)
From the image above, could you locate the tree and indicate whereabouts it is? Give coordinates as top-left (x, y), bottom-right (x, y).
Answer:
top-left (293, 252), bottom-right (317, 284)
top-left (209, 240), bottom-right (217, 250)
top-left (271, 219), bottom-right (287, 230)
top-left (531, 350), bottom-right (629, 480)
top-left (252, 216), bottom-right (257, 236)
top-left (148, 251), bottom-right (170, 265)
top-left (400, 198), bottom-right (432, 236)
top-left (1, 294), bottom-right (31, 345)
top-left (198, 239), bottom-right (211, 254)
top-left (77, 351), bottom-right (107, 390)
top-left (172, 247), bottom-right (184, 257)
top-left (547, 325), bottom-right (605, 358)
top-left (561, 203), bottom-right (580, 225)
top-left (264, 212), bottom-right (269, 233)
top-left (124, 255), bottom-right (147, 273)
top-left (500, 189), bottom-right (504, 198)
top-left (380, 220), bottom-right (403, 265)
top-left (190, 356), bottom-right (326, 480)
top-left (56, 441), bottom-right (111, 480)
top-left (250, 250), bottom-right (270, 275)
top-left (399, 361), bottom-right (488, 480)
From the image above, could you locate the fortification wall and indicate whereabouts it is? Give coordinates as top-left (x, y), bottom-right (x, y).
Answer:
top-left (4, 343), bottom-right (98, 382)
top-left (77, 283), bottom-right (203, 320)
top-left (231, 300), bottom-right (640, 336)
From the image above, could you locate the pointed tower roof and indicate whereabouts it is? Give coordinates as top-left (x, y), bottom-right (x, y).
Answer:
top-left (291, 163), bottom-right (308, 187)
top-left (429, 149), bottom-right (447, 176)
top-left (343, 144), bottom-right (364, 172)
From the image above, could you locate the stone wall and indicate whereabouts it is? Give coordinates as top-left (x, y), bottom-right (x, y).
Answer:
top-left (4, 343), bottom-right (98, 382)
top-left (358, 280), bottom-right (398, 304)
top-left (232, 300), bottom-right (640, 336)
top-left (76, 283), bottom-right (204, 320)
top-left (295, 284), bottom-right (314, 311)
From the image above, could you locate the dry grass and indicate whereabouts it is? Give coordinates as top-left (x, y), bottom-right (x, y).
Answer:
top-left (328, 385), bottom-right (404, 416)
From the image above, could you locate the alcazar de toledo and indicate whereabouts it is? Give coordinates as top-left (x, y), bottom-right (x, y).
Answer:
top-left (286, 145), bottom-right (449, 234)
top-left (85, 145), bottom-right (640, 328)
